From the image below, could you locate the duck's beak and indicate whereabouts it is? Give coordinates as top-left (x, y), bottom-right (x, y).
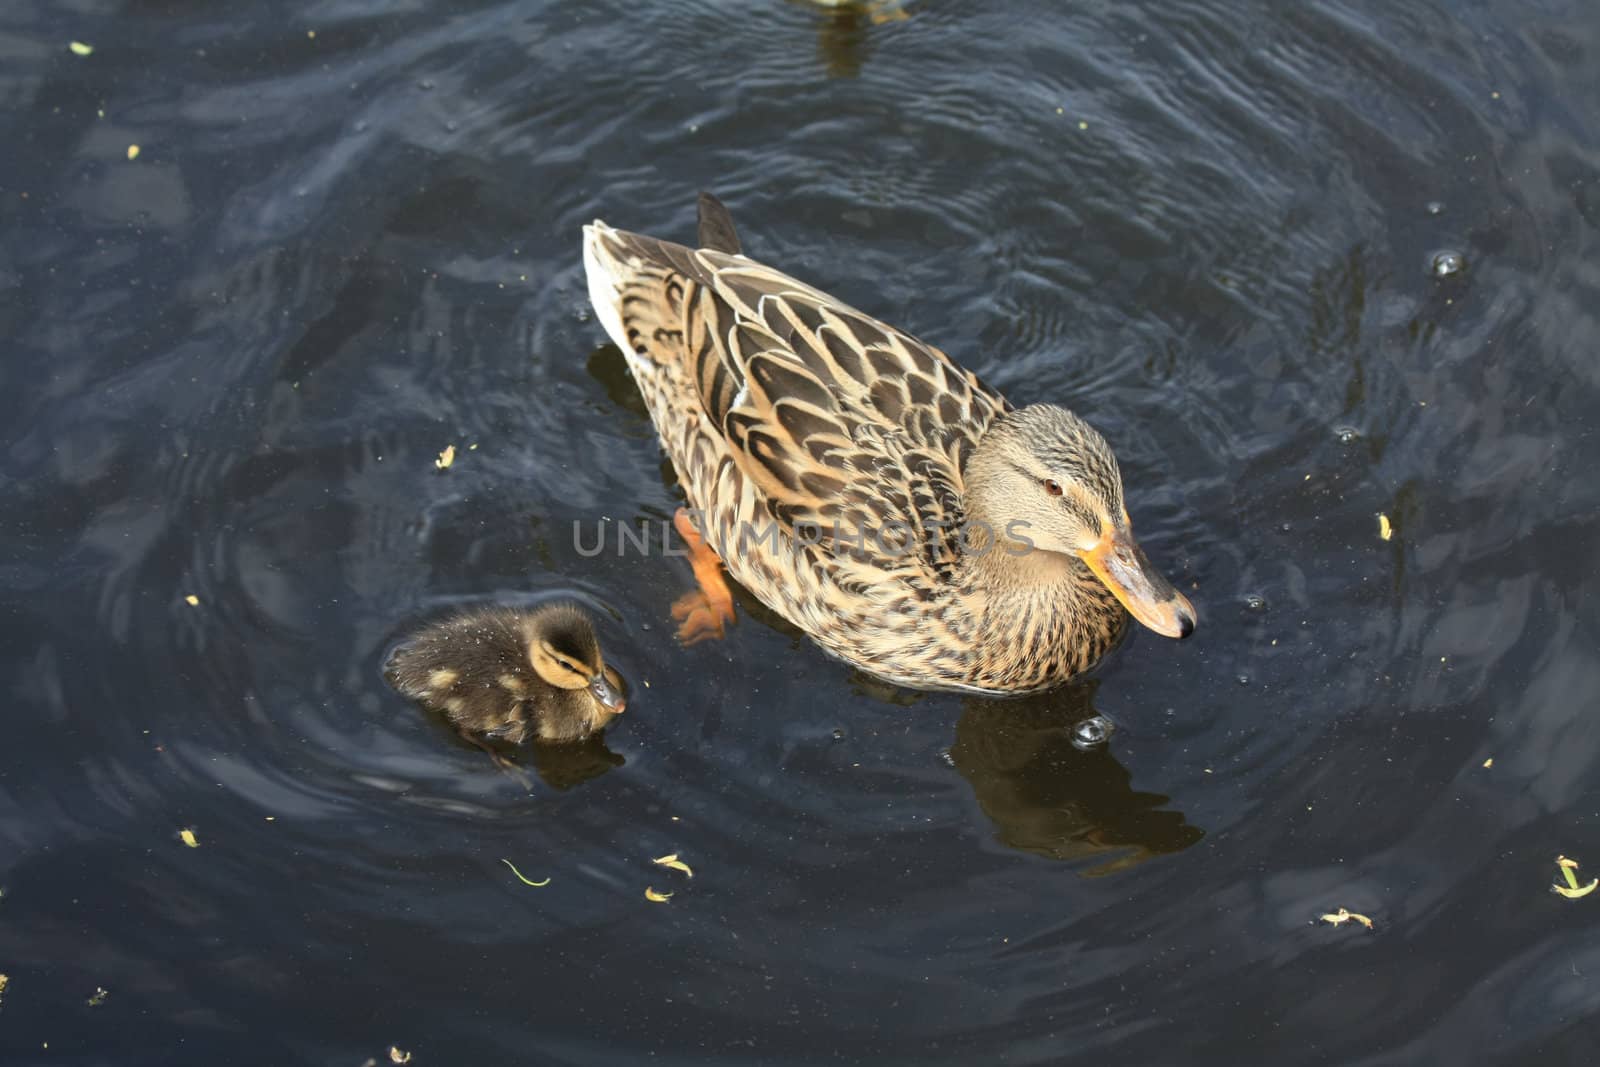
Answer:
top-left (588, 673), bottom-right (626, 714)
top-left (1079, 524), bottom-right (1196, 639)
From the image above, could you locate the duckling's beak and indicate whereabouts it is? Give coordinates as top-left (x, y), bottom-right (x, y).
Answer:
top-left (588, 673), bottom-right (626, 714)
top-left (1079, 524), bottom-right (1196, 640)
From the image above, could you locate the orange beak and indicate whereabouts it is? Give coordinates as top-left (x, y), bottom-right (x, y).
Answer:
top-left (1079, 524), bottom-right (1196, 639)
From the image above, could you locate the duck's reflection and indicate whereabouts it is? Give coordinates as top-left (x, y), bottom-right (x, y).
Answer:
top-left (950, 682), bottom-right (1203, 874)
top-left (427, 717), bottom-right (624, 791)
top-left (786, 0), bottom-right (911, 79)
top-left (523, 735), bottom-right (625, 791)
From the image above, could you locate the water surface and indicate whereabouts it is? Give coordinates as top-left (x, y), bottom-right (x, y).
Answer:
top-left (3, 0), bottom-right (1600, 1062)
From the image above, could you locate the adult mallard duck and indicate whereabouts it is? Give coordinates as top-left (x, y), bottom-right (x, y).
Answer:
top-left (386, 604), bottom-right (627, 760)
top-left (582, 194), bottom-right (1195, 694)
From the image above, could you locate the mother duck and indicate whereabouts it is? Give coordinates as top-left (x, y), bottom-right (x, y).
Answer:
top-left (583, 194), bottom-right (1195, 694)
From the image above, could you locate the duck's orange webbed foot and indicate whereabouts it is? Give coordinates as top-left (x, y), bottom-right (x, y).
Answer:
top-left (671, 507), bottom-right (736, 645)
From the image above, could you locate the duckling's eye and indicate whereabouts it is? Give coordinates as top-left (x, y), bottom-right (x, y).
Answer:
top-left (555, 657), bottom-right (585, 675)
top-left (1042, 479), bottom-right (1063, 497)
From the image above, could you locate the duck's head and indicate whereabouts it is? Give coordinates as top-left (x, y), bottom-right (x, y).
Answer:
top-left (966, 404), bottom-right (1197, 639)
top-left (524, 604), bottom-right (628, 717)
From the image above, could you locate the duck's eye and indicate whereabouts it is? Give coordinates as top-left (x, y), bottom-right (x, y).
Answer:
top-left (1043, 479), bottom-right (1063, 497)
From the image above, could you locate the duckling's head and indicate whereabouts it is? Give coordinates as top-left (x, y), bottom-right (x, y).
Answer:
top-left (523, 604), bottom-right (627, 719)
top-left (966, 403), bottom-right (1196, 639)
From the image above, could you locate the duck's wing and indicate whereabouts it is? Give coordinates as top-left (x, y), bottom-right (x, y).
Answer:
top-left (584, 219), bottom-right (1010, 577)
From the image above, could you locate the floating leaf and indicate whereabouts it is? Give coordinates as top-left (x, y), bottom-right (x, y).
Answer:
top-left (1552, 855), bottom-right (1596, 897)
top-left (1482, 758), bottom-right (1493, 768)
top-left (644, 887), bottom-right (672, 902)
top-left (69, 41), bottom-right (94, 56)
top-left (500, 859), bottom-right (549, 887)
top-left (1377, 514), bottom-right (1392, 541)
top-left (178, 828), bottom-right (199, 848)
top-left (653, 853), bottom-right (693, 878)
top-left (184, 594), bottom-right (199, 606)
top-left (435, 444), bottom-right (455, 469)
top-left (126, 144), bottom-right (140, 161)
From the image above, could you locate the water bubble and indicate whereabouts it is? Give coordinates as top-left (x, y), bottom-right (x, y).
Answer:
top-left (1071, 715), bottom-right (1114, 750)
top-left (1430, 250), bottom-right (1465, 278)
top-left (1426, 201), bottom-right (1445, 216)
top-left (831, 728), bottom-right (845, 742)
top-left (1244, 594), bottom-right (1266, 611)
top-left (1334, 426), bottom-right (1361, 444)
top-left (1236, 674), bottom-right (1251, 686)
top-left (939, 750), bottom-right (955, 767)
top-left (418, 78), bottom-right (436, 91)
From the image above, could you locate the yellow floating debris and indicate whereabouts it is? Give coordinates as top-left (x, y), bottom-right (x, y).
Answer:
top-left (1482, 758), bottom-right (1493, 769)
top-left (179, 828), bottom-right (199, 848)
top-left (644, 887), bottom-right (672, 902)
top-left (126, 144), bottom-right (140, 161)
top-left (69, 41), bottom-right (94, 56)
top-left (1552, 855), bottom-right (1598, 898)
top-left (389, 1047), bottom-right (412, 1064)
top-left (1552, 881), bottom-right (1597, 899)
top-left (1320, 908), bottom-right (1373, 929)
top-left (86, 987), bottom-right (108, 1007)
top-left (500, 859), bottom-right (549, 887)
top-left (435, 444), bottom-right (455, 470)
top-left (184, 594), bottom-right (200, 606)
top-left (653, 853), bottom-right (693, 878)
top-left (1378, 513), bottom-right (1392, 541)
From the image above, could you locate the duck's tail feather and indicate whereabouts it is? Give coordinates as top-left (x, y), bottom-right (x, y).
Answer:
top-left (696, 192), bottom-right (742, 254)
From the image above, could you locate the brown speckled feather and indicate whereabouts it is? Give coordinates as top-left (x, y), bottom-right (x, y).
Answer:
top-left (595, 227), bottom-right (1006, 577)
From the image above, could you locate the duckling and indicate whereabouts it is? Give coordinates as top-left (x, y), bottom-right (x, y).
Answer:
top-left (385, 604), bottom-right (627, 761)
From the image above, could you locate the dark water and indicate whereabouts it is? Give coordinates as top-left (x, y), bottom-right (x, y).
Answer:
top-left (4, 0), bottom-right (1600, 1062)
